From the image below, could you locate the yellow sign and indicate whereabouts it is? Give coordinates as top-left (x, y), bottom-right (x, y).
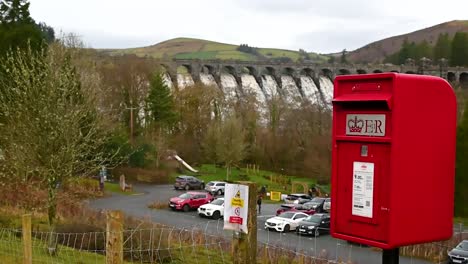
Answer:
top-left (231, 190), bottom-right (244, 207)
top-left (270, 191), bottom-right (281, 201)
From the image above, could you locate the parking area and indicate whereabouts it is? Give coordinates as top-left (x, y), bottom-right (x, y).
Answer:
top-left (90, 184), bottom-right (430, 264)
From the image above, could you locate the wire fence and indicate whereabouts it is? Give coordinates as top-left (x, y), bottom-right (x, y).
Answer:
top-left (0, 214), bottom-right (466, 264)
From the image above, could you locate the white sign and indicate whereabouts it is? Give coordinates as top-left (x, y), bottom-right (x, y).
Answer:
top-left (352, 162), bottom-right (374, 218)
top-left (346, 114), bottom-right (386, 137)
top-left (224, 183), bottom-right (249, 234)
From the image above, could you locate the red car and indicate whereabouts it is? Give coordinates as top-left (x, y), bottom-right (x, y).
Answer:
top-left (169, 191), bottom-right (213, 212)
top-left (276, 203), bottom-right (317, 216)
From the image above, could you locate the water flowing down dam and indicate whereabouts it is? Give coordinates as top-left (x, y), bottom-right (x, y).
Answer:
top-left (220, 74), bottom-right (239, 102)
top-left (280, 76), bottom-right (302, 106)
top-left (318, 76), bottom-right (334, 107)
top-left (176, 73), bottom-right (195, 90)
top-left (199, 73), bottom-right (218, 88)
top-left (261, 75), bottom-right (279, 100)
top-left (300, 76), bottom-right (322, 106)
top-left (241, 74), bottom-right (266, 105)
top-left (164, 72), bottom-right (335, 109)
top-left (162, 73), bottom-right (174, 91)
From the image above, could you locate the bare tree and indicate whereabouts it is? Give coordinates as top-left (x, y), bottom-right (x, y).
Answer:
top-left (217, 116), bottom-right (246, 180)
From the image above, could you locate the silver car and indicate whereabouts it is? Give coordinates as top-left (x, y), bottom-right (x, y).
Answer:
top-left (205, 181), bottom-right (226, 195)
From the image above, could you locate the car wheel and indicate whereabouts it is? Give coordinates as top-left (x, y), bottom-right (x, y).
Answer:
top-left (212, 211), bottom-right (221, 220)
top-left (217, 189), bottom-right (222, 196)
top-left (314, 228), bottom-right (320, 237)
top-left (283, 225), bottom-right (290, 233)
top-left (182, 204), bottom-right (190, 212)
top-left (185, 185), bottom-right (190, 191)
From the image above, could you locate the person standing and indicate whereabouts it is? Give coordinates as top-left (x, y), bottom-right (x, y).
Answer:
top-left (257, 195), bottom-right (262, 214)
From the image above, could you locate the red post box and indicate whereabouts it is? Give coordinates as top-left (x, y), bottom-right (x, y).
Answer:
top-left (331, 73), bottom-right (456, 249)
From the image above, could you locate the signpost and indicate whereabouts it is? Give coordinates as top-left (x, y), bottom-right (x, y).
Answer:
top-left (224, 183), bottom-right (249, 233)
top-left (224, 182), bottom-right (257, 264)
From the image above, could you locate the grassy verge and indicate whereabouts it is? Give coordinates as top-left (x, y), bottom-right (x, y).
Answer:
top-left (104, 182), bottom-right (137, 195)
top-left (0, 233), bottom-right (107, 264)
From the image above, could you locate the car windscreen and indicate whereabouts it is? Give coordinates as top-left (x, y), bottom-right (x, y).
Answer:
top-left (311, 197), bottom-right (325, 202)
top-left (278, 212), bottom-right (295, 219)
top-left (178, 193), bottom-right (192, 199)
top-left (211, 199), bottom-right (224, 205)
top-left (176, 177), bottom-right (186, 181)
top-left (304, 215), bottom-right (322, 224)
top-left (207, 182), bottom-right (214, 186)
top-left (457, 241), bottom-right (468, 250)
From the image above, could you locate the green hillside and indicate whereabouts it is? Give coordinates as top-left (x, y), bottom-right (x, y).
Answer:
top-left (103, 37), bottom-right (328, 62)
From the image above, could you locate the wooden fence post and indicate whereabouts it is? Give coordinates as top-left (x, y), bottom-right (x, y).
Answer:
top-left (22, 214), bottom-right (32, 264)
top-left (106, 210), bottom-right (123, 264)
top-left (232, 181), bottom-right (257, 264)
top-left (262, 245), bottom-right (269, 264)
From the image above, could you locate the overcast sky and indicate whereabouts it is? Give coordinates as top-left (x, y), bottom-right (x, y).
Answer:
top-left (29, 0), bottom-right (467, 53)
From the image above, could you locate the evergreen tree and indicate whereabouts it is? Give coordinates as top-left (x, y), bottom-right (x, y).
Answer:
top-left (0, 0), bottom-right (34, 25)
top-left (37, 22), bottom-right (55, 43)
top-left (455, 98), bottom-right (468, 217)
top-left (433, 33), bottom-right (452, 62)
top-left (0, 0), bottom-right (45, 56)
top-left (414, 40), bottom-right (432, 60)
top-left (340, 49), bottom-right (347, 64)
top-left (450, 32), bottom-right (468, 66)
top-left (145, 72), bottom-right (177, 128)
top-left (398, 39), bottom-right (414, 64)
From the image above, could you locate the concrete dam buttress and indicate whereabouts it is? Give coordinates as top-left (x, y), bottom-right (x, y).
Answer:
top-left (158, 59), bottom-right (468, 108)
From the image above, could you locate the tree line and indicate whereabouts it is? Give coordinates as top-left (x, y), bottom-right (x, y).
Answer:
top-left (384, 32), bottom-right (468, 66)
top-left (94, 54), bottom-right (332, 182)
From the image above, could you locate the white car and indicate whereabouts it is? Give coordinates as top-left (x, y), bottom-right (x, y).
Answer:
top-left (204, 181), bottom-right (226, 195)
top-left (197, 198), bottom-right (224, 220)
top-left (264, 212), bottom-right (309, 232)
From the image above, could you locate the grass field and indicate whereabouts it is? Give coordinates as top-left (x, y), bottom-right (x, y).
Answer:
top-left (187, 164), bottom-right (324, 194)
top-left (0, 232), bottom-right (107, 264)
top-left (104, 182), bottom-right (138, 195)
top-left (0, 231), bottom-right (230, 264)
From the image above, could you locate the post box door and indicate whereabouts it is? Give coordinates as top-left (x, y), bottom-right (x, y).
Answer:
top-left (334, 142), bottom-right (390, 242)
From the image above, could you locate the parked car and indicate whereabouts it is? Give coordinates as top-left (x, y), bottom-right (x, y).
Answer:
top-left (275, 203), bottom-right (316, 216)
top-left (169, 191), bottom-right (213, 212)
top-left (204, 181), bottom-right (226, 195)
top-left (304, 197), bottom-right (327, 213)
top-left (448, 240), bottom-right (468, 264)
top-left (198, 198), bottom-right (224, 219)
top-left (284, 193), bottom-right (311, 204)
top-left (296, 213), bottom-right (331, 237)
top-left (174, 175), bottom-right (205, 190)
top-left (323, 198), bottom-right (331, 212)
top-left (264, 212), bottom-right (308, 232)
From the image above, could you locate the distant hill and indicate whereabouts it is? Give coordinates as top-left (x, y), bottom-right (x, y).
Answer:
top-left (347, 20), bottom-right (468, 63)
top-left (102, 37), bottom-right (329, 63)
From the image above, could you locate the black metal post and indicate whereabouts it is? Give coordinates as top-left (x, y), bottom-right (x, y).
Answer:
top-left (382, 248), bottom-right (399, 264)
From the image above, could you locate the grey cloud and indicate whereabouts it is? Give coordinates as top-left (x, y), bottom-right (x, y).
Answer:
top-left (234, 0), bottom-right (385, 19)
